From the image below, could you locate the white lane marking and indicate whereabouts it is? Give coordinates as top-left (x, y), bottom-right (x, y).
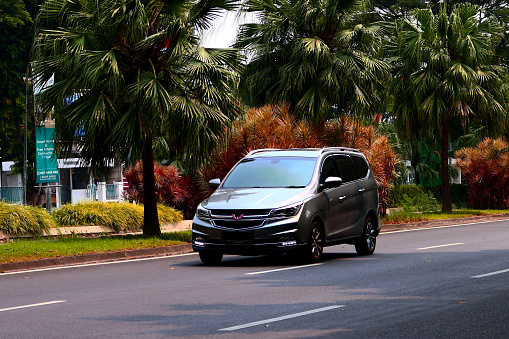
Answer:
top-left (416, 243), bottom-right (465, 250)
top-left (218, 305), bottom-right (345, 331)
top-left (0, 300), bottom-right (66, 312)
top-left (246, 263), bottom-right (323, 275)
top-left (0, 253), bottom-right (197, 276)
top-left (471, 268), bottom-right (509, 279)
top-left (382, 218), bottom-right (509, 235)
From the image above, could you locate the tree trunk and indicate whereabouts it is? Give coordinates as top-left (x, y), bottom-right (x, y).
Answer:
top-left (410, 140), bottom-right (421, 185)
top-left (440, 116), bottom-right (452, 212)
top-left (142, 137), bottom-right (161, 236)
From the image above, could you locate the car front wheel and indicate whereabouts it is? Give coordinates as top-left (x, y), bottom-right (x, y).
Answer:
top-left (355, 216), bottom-right (377, 255)
top-left (199, 251), bottom-right (223, 265)
top-left (300, 222), bottom-right (324, 263)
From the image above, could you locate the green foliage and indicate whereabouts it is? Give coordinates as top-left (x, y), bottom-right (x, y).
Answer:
top-left (0, 202), bottom-right (54, 235)
top-left (389, 184), bottom-right (468, 209)
top-left (51, 202), bottom-right (183, 232)
top-left (400, 191), bottom-right (439, 213)
top-left (236, 0), bottom-right (390, 121)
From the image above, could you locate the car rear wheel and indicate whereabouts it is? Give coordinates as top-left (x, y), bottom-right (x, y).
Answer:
top-left (300, 222), bottom-right (324, 263)
top-left (355, 216), bottom-right (376, 255)
top-left (199, 251), bottom-right (223, 265)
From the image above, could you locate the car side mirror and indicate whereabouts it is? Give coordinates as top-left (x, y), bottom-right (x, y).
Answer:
top-left (322, 176), bottom-right (342, 189)
top-left (208, 178), bottom-right (221, 189)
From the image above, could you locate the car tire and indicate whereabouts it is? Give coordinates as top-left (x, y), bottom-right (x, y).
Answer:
top-left (355, 216), bottom-right (377, 255)
top-left (199, 251), bottom-right (223, 265)
top-left (300, 222), bottom-right (324, 263)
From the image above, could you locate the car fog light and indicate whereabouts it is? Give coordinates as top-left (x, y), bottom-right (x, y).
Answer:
top-left (278, 236), bottom-right (297, 247)
top-left (194, 237), bottom-right (205, 247)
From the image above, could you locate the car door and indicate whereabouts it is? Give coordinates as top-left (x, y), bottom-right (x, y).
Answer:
top-left (320, 155), bottom-right (357, 240)
top-left (332, 155), bottom-right (363, 237)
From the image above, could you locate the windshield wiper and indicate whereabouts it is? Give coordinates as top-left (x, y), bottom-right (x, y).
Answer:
top-left (284, 185), bottom-right (305, 188)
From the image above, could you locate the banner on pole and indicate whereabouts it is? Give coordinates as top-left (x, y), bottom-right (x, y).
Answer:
top-left (36, 127), bottom-right (60, 183)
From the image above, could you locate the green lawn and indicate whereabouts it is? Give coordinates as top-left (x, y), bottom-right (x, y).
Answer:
top-left (382, 209), bottom-right (508, 225)
top-left (0, 231), bottom-right (191, 263)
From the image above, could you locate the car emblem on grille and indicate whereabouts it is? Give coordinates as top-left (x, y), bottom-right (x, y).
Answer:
top-left (232, 214), bottom-right (244, 221)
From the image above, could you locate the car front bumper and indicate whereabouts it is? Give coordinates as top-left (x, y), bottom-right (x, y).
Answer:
top-left (192, 217), bottom-right (305, 255)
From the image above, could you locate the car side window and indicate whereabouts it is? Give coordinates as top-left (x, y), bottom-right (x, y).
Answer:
top-left (335, 155), bottom-right (359, 183)
top-left (320, 156), bottom-right (338, 183)
top-left (351, 155), bottom-right (369, 179)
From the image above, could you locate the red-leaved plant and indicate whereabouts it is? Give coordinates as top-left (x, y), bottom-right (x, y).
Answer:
top-left (200, 104), bottom-right (399, 214)
top-left (455, 137), bottom-right (509, 209)
top-left (124, 161), bottom-right (205, 219)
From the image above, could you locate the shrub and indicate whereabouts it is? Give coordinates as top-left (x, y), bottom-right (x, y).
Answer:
top-left (400, 191), bottom-right (440, 213)
top-left (124, 162), bottom-right (205, 219)
top-left (200, 104), bottom-right (400, 213)
top-left (51, 201), bottom-right (183, 232)
top-left (456, 137), bottom-right (509, 209)
top-left (0, 203), bottom-right (55, 236)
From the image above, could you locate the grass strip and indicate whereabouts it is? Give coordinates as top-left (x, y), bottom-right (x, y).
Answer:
top-left (382, 209), bottom-right (508, 224)
top-left (0, 231), bottom-right (191, 263)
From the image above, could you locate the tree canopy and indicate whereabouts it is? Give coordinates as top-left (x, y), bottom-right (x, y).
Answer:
top-left (389, 3), bottom-right (509, 211)
top-left (236, 0), bottom-right (390, 122)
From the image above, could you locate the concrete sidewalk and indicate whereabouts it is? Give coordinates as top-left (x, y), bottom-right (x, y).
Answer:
top-left (1, 214), bottom-right (508, 273)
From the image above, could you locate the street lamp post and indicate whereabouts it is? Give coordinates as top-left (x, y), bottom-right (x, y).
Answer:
top-left (23, 65), bottom-right (29, 205)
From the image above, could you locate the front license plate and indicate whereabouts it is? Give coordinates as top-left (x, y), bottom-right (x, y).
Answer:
top-left (222, 231), bottom-right (253, 242)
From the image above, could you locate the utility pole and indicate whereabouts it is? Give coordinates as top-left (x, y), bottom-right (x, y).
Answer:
top-left (23, 66), bottom-right (29, 205)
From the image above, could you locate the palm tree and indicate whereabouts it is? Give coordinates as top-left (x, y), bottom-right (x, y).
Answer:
top-left (236, 0), bottom-right (390, 122)
top-left (32, 0), bottom-right (241, 235)
top-left (389, 3), bottom-right (508, 211)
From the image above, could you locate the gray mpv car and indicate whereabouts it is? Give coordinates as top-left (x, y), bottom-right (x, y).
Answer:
top-left (192, 148), bottom-right (380, 265)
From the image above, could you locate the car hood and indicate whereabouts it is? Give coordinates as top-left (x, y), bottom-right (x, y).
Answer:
top-left (201, 187), bottom-right (313, 210)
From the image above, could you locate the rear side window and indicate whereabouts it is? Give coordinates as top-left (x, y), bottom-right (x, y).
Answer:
top-left (351, 156), bottom-right (369, 178)
top-left (335, 156), bottom-right (359, 183)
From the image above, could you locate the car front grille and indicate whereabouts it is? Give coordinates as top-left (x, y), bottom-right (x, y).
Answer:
top-left (210, 209), bottom-right (272, 218)
top-left (213, 219), bottom-right (265, 229)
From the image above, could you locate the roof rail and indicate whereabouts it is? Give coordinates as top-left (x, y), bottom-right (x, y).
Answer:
top-left (245, 148), bottom-right (282, 157)
top-left (319, 147), bottom-right (360, 154)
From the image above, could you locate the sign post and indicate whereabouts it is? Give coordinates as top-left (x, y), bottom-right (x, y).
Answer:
top-left (36, 127), bottom-right (60, 183)
top-left (36, 127), bottom-right (60, 211)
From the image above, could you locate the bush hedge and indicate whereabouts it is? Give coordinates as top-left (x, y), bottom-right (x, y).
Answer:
top-left (52, 202), bottom-right (183, 232)
top-left (0, 203), bottom-right (55, 236)
top-left (389, 184), bottom-right (469, 208)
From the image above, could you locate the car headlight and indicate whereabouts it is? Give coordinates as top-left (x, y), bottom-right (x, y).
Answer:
top-left (270, 203), bottom-right (303, 218)
top-left (196, 204), bottom-right (211, 219)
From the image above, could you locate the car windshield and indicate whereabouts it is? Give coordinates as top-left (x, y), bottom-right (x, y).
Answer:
top-left (222, 157), bottom-right (316, 188)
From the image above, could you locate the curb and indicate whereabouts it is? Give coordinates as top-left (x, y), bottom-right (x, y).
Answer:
top-left (0, 244), bottom-right (193, 273)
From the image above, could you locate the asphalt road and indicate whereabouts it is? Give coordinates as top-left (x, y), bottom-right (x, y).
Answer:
top-left (1, 219), bottom-right (508, 338)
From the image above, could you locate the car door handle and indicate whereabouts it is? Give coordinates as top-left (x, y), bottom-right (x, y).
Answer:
top-left (339, 195), bottom-right (347, 202)
top-left (358, 188), bottom-right (365, 194)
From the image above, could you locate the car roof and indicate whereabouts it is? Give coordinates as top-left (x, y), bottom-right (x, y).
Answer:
top-left (246, 148), bottom-right (362, 159)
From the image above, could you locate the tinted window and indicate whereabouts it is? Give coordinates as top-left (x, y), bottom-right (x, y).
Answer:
top-left (320, 157), bottom-right (338, 183)
top-left (335, 156), bottom-right (358, 183)
top-left (222, 157), bottom-right (316, 188)
top-left (351, 156), bottom-right (369, 178)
